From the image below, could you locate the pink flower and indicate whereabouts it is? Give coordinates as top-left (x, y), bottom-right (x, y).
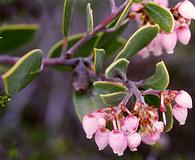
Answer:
top-left (108, 130), bottom-right (127, 154)
top-left (177, 26), bottom-right (191, 45)
top-left (153, 0), bottom-right (168, 7)
top-left (142, 132), bottom-right (161, 145)
top-left (178, 0), bottom-right (195, 20)
top-left (82, 115), bottom-right (98, 139)
top-left (148, 34), bottom-right (163, 56)
top-left (173, 104), bottom-right (188, 125)
top-left (175, 90), bottom-right (192, 109)
top-left (153, 121), bottom-right (164, 133)
top-left (98, 117), bottom-right (106, 128)
top-left (161, 31), bottom-right (177, 54)
top-left (127, 133), bottom-right (142, 151)
top-left (131, 3), bottom-right (143, 12)
top-left (95, 129), bottom-right (110, 150)
top-left (125, 115), bottom-right (139, 133)
top-left (117, 138), bottom-right (128, 156)
top-left (138, 48), bottom-right (150, 58)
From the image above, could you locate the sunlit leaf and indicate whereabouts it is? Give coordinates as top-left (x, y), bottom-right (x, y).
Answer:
top-left (142, 61), bottom-right (169, 90)
top-left (115, 25), bottom-right (159, 60)
top-left (105, 58), bottom-right (129, 80)
top-left (164, 105), bottom-right (174, 132)
top-left (145, 2), bottom-right (174, 33)
top-left (86, 3), bottom-right (94, 33)
top-left (2, 49), bottom-right (43, 95)
top-left (0, 24), bottom-right (39, 52)
top-left (93, 81), bottom-right (127, 94)
top-left (93, 48), bottom-right (105, 73)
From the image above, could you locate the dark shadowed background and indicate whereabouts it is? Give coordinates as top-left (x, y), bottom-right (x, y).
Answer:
top-left (0, 0), bottom-right (195, 159)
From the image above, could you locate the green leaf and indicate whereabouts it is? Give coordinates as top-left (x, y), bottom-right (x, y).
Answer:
top-left (105, 58), bottom-right (129, 80)
top-left (73, 89), bottom-right (107, 121)
top-left (145, 2), bottom-right (174, 33)
top-left (144, 94), bottom-right (160, 107)
top-left (2, 49), bottom-right (43, 96)
top-left (86, 3), bottom-right (94, 33)
top-left (115, 25), bottom-right (159, 60)
top-left (142, 61), bottom-right (169, 90)
top-left (93, 81), bottom-right (127, 94)
top-left (164, 105), bottom-right (174, 133)
top-left (93, 48), bottom-right (105, 73)
top-left (114, 0), bottom-right (132, 30)
top-left (100, 92), bottom-right (127, 106)
top-left (62, 0), bottom-right (74, 37)
top-left (48, 33), bottom-right (98, 58)
top-left (0, 24), bottom-right (39, 53)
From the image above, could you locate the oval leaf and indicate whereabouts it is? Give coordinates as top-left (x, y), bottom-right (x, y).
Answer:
top-left (2, 49), bottom-right (43, 96)
top-left (0, 24), bottom-right (39, 53)
top-left (145, 2), bottom-right (174, 33)
top-left (93, 81), bottom-right (127, 94)
top-left (105, 58), bottom-right (129, 80)
top-left (100, 92), bottom-right (127, 106)
top-left (144, 94), bottom-right (160, 107)
top-left (164, 105), bottom-right (174, 133)
top-left (86, 3), bottom-right (94, 33)
top-left (115, 25), bottom-right (159, 60)
top-left (114, 0), bottom-right (132, 30)
top-left (142, 61), bottom-right (169, 90)
top-left (62, 0), bottom-right (74, 37)
top-left (93, 48), bottom-right (105, 73)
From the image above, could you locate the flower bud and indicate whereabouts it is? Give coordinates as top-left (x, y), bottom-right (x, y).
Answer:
top-left (125, 115), bottom-right (139, 134)
top-left (177, 26), bottom-right (191, 45)
top-left (142, 132), bottom-right (160, 145)
top-left (173, 104), bottom-right (188, 125)
top-left (153, 121), bottom-right (164, 133)
top-left (82, 115), bottom-right (98, 139)
top-left (95, 129), bottom-right (110, 150)
top-left (161, 31), bottom-right (177, 54)
top-left (127, 133), bottom-right (141, 151)
top-left (178, 0), bottom-right (195, 19)
top-left (108, 130), bottom-right (126, 154)
top-left (175, 90), bottom-right (192, 109)
top-left (153, 0), bottom-right (168, 7)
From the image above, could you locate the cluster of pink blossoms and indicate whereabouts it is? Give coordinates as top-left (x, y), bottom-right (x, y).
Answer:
top-left (82, 90), bottom-right (192, 156)
top-left (131, 0), bottom-right (195, 58)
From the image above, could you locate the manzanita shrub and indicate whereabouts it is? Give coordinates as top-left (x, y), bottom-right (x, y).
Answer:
top-left (0, 0), bottom-right (194, 156)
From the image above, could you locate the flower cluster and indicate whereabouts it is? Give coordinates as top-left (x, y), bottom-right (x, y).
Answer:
top-left (82, 90), bottom-right (192, 156)
top-left (131, 0), bottom-right (195, 58)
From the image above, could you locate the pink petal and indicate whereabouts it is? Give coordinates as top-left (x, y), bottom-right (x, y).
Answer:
top-left (138, 48), bottom-right (150, 59)
top-left (178, 0), bottom-right (195, 19)
top-left (127, 133), bottom-right (141, 151)
top-left (173, 104), bottom-right (188, 125)
top-left (175, 90), bottom-right (192, 109)
top-left (153, 121), bottom-right (164, 133)
top-left (153, 0), bottom-right (168, 7)
top-left (142, 132), bottom-right (161, 145)
top-left (177, 26), bottom-right (191, 45)
top-left (82, 115), bottom-right (98, 139)
top-left (161, 31), bottom-right (177, 54)
top-left (95, 129), bottom-right (110, 150)
top-left (125, 115), bottom-right (139, 134)
top-left (108, 130), bottom-right (126, 154)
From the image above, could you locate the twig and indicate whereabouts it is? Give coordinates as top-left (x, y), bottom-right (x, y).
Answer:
top-left (127, 80), bottom-right (145, 103)
top-left (109, 0), bottom-right (117, 13)
top-left (65, 0), bottom-right (128, 56)
top-left (0, 56), bottom-right (79, 67)
top-left (0, 0), bottom-right (129, 68)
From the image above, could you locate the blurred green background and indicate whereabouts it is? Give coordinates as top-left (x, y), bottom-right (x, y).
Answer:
top-left (0, 0), bottom-right (195, 159)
